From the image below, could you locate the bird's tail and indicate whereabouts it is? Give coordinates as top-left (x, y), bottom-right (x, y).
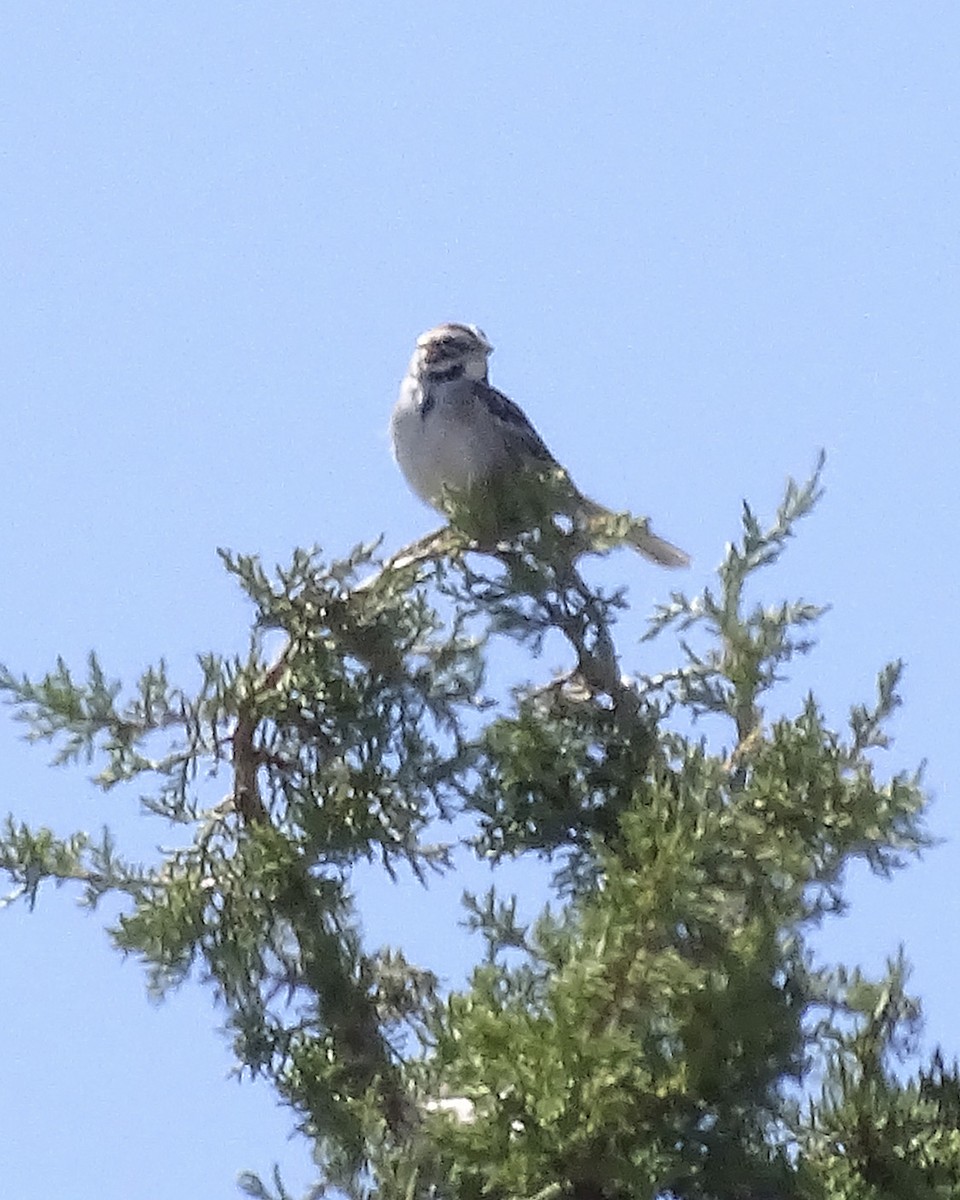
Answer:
top-left (624, 524), bottom-right (690, 568)
top-left (577, 494), bottom-right (690, 568)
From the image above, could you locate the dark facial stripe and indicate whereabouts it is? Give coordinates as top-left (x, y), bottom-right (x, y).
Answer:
top-left (425, 362), bottom-right (465, 383)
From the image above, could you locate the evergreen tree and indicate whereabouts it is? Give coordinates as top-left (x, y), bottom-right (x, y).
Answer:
top-left (1, 458), bottom-right (955, 1199)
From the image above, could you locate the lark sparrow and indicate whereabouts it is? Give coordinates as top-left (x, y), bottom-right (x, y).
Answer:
top-left (390, 323), bottom-right (689, 567)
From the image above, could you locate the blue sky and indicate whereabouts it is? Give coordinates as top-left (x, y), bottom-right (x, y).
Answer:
top-left (2, 4), bottom-right (958, 1196)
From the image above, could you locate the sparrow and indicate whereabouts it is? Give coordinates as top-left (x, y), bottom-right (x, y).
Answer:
top-left (390, 323), bottom-right (688, 567)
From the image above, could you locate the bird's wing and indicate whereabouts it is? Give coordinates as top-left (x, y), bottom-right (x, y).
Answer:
top-left (472, 380), bottom-right (557, 466)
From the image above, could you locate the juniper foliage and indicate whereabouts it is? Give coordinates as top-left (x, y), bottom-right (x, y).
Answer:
top-left (1, 459), bottom-right (953, 1200)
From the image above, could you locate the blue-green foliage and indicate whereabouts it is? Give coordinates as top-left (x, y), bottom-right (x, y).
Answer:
top-left (0, 461), bottom-right (953, 1200)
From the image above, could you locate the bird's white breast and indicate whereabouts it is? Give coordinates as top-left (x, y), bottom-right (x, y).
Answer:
top-left (391, 375), bottom-right (508, 509)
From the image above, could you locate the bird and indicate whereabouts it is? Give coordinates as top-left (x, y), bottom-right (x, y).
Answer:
top-left (390, 323), bottom-right (689, 567)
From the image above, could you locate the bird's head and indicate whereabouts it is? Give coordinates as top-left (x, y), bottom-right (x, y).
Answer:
top-left (411, 323), bottom-right (493, 383)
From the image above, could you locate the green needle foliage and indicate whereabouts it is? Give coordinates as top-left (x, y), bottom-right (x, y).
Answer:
top-left (1, 457), bottom-right (954, 1200)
